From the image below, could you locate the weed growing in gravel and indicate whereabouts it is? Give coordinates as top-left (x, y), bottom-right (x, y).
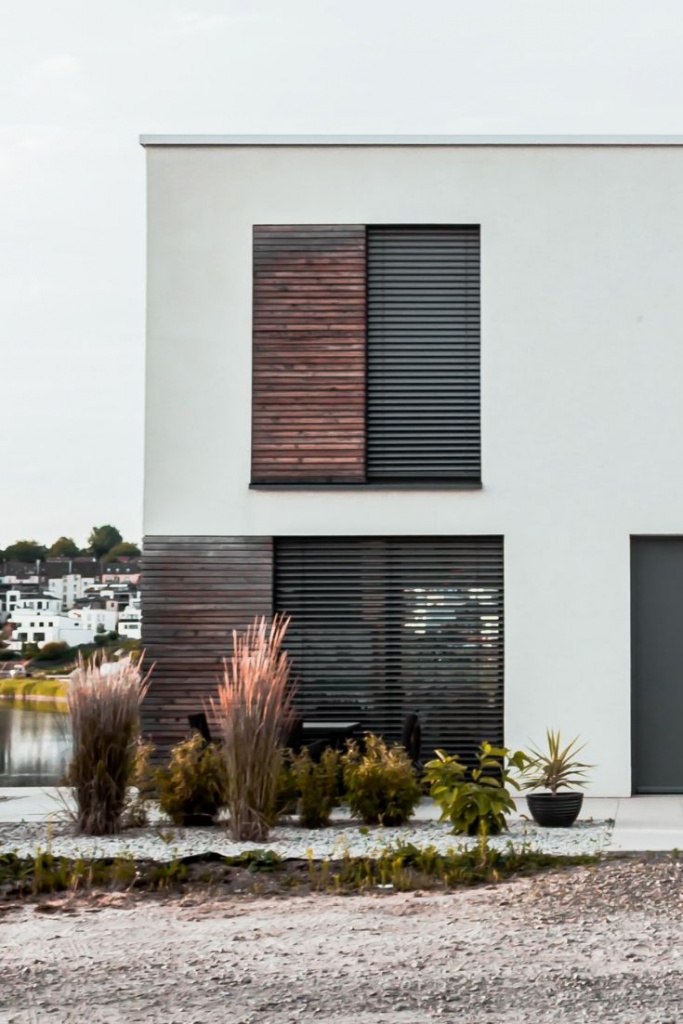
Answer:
top-left (0, 851), bottom-right (139, 896)
top-left (228, 849), bottom-right (283, 873)
top-left (147, 858), bottom-right (187, 889)
top-left (0, 845), bottom-right (600, 900)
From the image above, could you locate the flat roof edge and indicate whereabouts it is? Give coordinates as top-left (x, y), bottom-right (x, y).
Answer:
top-left (140, 133), bottom-right (683, 147)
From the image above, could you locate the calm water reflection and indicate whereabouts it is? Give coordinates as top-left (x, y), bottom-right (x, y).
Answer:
top-left (0, 704), bottom-right (72, 786)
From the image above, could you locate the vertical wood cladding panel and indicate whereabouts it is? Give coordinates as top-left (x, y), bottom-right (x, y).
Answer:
top-left (252, 225), bottom-right (367, 483)
top-left (141, 536), bottom-right (273, 753)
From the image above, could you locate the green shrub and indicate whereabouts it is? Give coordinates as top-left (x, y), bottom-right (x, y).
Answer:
top-left (155, 733), bottom-right (228, 826)
top-left (273, 761), bottom-right (299, 819)
top-left (210, 615), bottom-right (295, 841)
top-left (124, 739), bottom-right (156, 828)
top-left (290, 747), bottom-right (340, 828)
top-left (0, 648), bottom-right (16, 661)
top-left (424, 742), bottom-right (526, 836)
top-left (65, 653), bottom-right (149, 835)
top-left (33, 641), bottom-right (70, 662)
top-left (342, 733), bottom-right (421, 826)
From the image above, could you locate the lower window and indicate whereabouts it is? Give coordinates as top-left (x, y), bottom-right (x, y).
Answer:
top-left (274, 536), bottom-right (504, 762)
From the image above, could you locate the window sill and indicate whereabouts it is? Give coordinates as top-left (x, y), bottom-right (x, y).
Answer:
top-left (249, 482), bottom-right (483, 491)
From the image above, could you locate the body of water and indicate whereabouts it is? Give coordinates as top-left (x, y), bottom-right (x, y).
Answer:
top-left (0, 704), bottom-right (72, 786)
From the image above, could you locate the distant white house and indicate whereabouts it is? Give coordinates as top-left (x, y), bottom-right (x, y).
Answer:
top-left (67, 602), bottom-right (119, 636)
top-left (46, 573), bottom-right (97, 610)
top-left (117, 597), bottom-right (142, 640)
top-left (7, 593), bottom-right (119, 651)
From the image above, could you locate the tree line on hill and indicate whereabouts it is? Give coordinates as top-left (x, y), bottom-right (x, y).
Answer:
top-left (0, 525), bottom-right (141, 565)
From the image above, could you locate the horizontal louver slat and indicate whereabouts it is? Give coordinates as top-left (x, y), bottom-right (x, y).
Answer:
top-left (252, 225), bottom-right (367, 483)
top-left (367, 226), bottom-right (481, 482)
top-left (275, 536), bottom-right (503, 763)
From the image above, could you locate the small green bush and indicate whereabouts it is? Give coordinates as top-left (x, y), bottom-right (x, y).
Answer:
top-left (155, 733), bottom-right (228, 826)
top-left (33, 641), bottom-right (70, 662)
top-left (290, 747), bottom-right (341, 828)
top-left (425, 742), bottom-right (526, 836)
top-left (124, 740), bottom-right (156, 828)
top-left (273, 761), bottom-right (300, 819)
top-left (342, 734), bottom-right (421, 826)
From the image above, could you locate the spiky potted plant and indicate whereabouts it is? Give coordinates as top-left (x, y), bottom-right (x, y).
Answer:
top-left (521, 729), bottom-right (593, 827)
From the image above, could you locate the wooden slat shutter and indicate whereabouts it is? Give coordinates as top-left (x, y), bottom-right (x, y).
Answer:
top-left (141, 535), bottom-right (273, 754)
top-left (275, 535), bottom-right (503, 762)
top-left (366, 226), bottom-right (481, 482)
top-left (252, 225), bottom-right (367, 483)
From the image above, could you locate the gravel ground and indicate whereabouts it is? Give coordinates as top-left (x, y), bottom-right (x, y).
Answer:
top-left (0, 812), bottom-right (612, 861)
top-left (2, 857), bottom-right (683, 1023)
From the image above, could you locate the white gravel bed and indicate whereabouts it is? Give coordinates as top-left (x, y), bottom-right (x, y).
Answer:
top-left (0, 804), bottom-right (613, 861)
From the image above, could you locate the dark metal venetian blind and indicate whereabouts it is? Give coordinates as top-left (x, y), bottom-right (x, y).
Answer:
top-left (366, 226), bottom-right (481, 482)
top-left (275, 536), bottom-right (503, 762)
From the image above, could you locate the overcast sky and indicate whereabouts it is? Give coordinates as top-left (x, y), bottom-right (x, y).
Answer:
top-left (4, 0), bottom-right (683, 549)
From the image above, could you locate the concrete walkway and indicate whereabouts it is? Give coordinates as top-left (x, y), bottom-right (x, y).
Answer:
top-left (2, 789), bottom-right (683, 852)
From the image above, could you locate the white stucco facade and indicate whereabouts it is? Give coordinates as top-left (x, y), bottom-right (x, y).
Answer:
top-left (47, 574), bottom-right (86, 610)
top-left (143, 137), bottom-right (683, 796)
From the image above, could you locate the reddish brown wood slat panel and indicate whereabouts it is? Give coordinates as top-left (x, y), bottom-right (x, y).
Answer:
top-left (252, 225), bottom-right (367, 483)
top-left (141, 535), bottom-right (273, 755)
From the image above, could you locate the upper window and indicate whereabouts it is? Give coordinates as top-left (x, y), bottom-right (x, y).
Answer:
top-left (252, 224), bottom-right (481, 485)
top-left (366, 226), bottom-right (480, 482)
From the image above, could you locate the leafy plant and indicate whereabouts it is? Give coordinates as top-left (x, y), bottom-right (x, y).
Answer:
top-left (272, 761), bottom-right (299, 819)
top-left (342, 733), bottom-right (421, 826)
top-left (520, 729), bottom-right (593, 795)
top-left (123, 739), bottom-right (155, 827)
top-left (290, 747), bottom-right (341, 828)
top-left (210, 614), bottom-right (296, 841)
top-left (425, 742), bottom-right (526, 836)
top-left (65, 652), bottom-right (150, 835)
top-left (155, 733), bottom-right (228, 825)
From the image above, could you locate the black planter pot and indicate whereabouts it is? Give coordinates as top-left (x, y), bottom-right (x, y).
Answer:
top-left (526, 792), bottom-right (584, 828)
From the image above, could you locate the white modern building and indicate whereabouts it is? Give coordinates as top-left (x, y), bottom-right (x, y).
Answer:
top-left (7, 592), bottom-right (81, 650)
top-left (117, 597), bottom-right (142, 640)
top-left (7, 593), bottom-right (119, 650)
top-left (141, 135), bottom-right (683, 795)
top-left (46, 573), bottom-right (95, 610)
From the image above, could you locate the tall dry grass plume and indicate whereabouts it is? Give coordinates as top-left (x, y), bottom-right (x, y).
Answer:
top-left (66, 653), bottom-right (150, 835)
top-left (211, 614), bottom-right (295, 841)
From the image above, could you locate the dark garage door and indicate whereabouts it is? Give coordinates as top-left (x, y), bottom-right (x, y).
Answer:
top-left (632, 537), bottom-right (683, 793)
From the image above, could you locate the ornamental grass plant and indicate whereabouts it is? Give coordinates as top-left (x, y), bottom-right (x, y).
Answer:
top-left (65, 654), bottom-right (150, 836)
top-left (211, 615), bottom-right (295, 841)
